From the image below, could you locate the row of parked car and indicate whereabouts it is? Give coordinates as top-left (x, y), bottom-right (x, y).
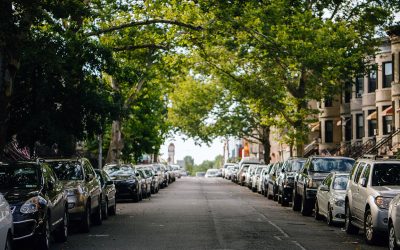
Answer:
top-left (221, 156), bottom-right (400, 249)
top-left (0, 158), bottom-right (183, 250)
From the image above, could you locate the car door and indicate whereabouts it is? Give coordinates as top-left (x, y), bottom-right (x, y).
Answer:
top-left (355, 163), bottom-right (371, 220)
top-left (103, 170), bottom-right (116, 205)
top-left (83, 160), bottom-right (101, 210)
top-left (318, 173), bottom-right (332, 217)
top-left (297, 159), bottom-right (310, 197)
top-left (350, 162), bottom-right (366, 220)
top-left (43, 164), bottom-right (64, 227)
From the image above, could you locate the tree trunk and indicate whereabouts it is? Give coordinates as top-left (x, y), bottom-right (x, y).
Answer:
top-left (261, 125), bottom-right (271, 164)
top-left (105, 121), bottom-right (124, 164)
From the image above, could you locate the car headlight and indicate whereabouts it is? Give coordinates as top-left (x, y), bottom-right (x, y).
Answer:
top-left (334, 200), bottom-right (345, 207)
top-left (20, 196), bottom-right (47, 214)
top-left (66, 186), bottom-right (83, 196)
top-left (375, 196), bottom-right (392, 209)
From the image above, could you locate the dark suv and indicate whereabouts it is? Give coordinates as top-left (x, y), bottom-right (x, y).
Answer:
top-left (0, 161), bottom-right (68, 249)
top-left (293, 156), bottom-right (354, 216)
top-left (277, 157), bottom-right (306, 206)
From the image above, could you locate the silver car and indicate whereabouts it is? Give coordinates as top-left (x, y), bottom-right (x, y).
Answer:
top-left (345, 159), bottom-right (400, 245)
top-left (389, 193), bottom-right (400, 250)
top-left (0, 193), bottom-right (12, 250)
top-left (315, 172), bottom-right (349, 225)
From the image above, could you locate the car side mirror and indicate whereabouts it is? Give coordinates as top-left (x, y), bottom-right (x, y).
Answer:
top-left (136, 173), bottom-right (140, 177)
top-left (320, 185), bottom-right (329, 192)
top-left (106, 180), bottom-right (114, 186)
top-left (85, 174), bottom-right (93, 182)
top-left (360, 177), bottom-right (367, 187)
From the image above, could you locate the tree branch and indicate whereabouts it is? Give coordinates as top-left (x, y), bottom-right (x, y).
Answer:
top-left (86, 19), bottom-right (203, 37)
top-left (113, 44), bottom-right (169, 52)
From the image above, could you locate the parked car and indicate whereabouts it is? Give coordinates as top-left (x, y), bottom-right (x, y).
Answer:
top-left (315, 172), bottom-right (349, 225)
top-left (224, 165), bottom-right (236, 180)
top-left (205, 169), bottom-right (219, 178)
top-left (94, 169), bottom-right (117, 219)
top-left (237, 157), bottom-right (259, 185)
top-left (166, 165), bottom-right (176, 183)
top-left (237, 164), bottom-right (251, 186)
top-left (389, 193), bottom-right (400, 250)
top-left (245, 165), bottom-right (258, 189)
top-left (261, 164), bottom-right (273, 196)
top-left (0, 193), bottom-right (13, 250)
top-left (136, 168), bottom-right (152, 198)
top-left (277, 157), bottom-right (306, 206)
top-left (294, 156), bottom-right (354, 216)
top-left (266, 162), bottom-right (283, 201)
top-left (251, 165), bottom-right (265, 192)
top-left (258, 165), bottom-right (272, 194)
top-left (196, 172), bottom-right (206, 177)
top-left (104, 164), bottom-right (142, 202)
top-left (345, 158), bottom-right (400, 244)
top-left (153, 164), bottom-right (169, 188)
top-left (0, 161), bottom-right (68, 249)
top-left (47, 158), bottom-right (103, 232)
top-left (170, 165), bottom-right (182, 179)
top-left (222, 163), bottom-right (236, 178)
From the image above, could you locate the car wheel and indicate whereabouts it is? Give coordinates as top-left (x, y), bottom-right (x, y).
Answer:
top-left (92, 199), bottom-right (102, 226)
top-left (364, 209), bottom-right (377, 244)
top-left (292, 189), bottom-right (301, 211)
top-left (389, 222), bottom-right (400, 250)
top-left (54, 208), bottom-right (68, 242)
top-left (5, 231), bottom-right (12, 250)
top-left (109, 201), bottom-right (117, 216)
top-left (81, 204), bottom-right (91, 233)
top-left (314, 200), bottom-right (323, 220)
top-left (102, 199), bottom-right (109, 220)
top-left (36, 217), bottom-right (51, 250)
top-left (301, 194), bottom-right (312, 216)
top-left (327, 204), bottom-right (333, 226)
top-left (344, 203), bottom-right (359, 235)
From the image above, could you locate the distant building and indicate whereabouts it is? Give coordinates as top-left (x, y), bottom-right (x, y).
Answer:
top-left (168, 143), bottom-right (175, 164)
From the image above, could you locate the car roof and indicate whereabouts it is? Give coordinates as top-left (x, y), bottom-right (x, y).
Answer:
top-left (309, 156), bottom-right (354, 160)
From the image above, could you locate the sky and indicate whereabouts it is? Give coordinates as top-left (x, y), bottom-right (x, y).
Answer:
top-left (160, 134), bottom-right (224, 165)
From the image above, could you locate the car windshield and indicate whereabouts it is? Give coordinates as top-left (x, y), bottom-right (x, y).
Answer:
top-left (332, 175), bottom-right (349, 190)
top-left (256, 167), bottom-right (263, 174)
top-left (0, 164), bottom-right (40, 190)
top-left (48, 161), bottom-right (83, 180)
top-left (310, 158), bottom-right (354, 172)
top-left (207, 170), bottom-right (218, 175)
top-left (286, 160), bottom-right (305, 172)
top-left (371, 163), bottom-right (400, 186)
top-left (105, 165), bottom-right (136, 176)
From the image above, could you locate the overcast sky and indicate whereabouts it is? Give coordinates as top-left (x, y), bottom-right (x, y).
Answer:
top-left (160, 134), bottom-right (224, 165)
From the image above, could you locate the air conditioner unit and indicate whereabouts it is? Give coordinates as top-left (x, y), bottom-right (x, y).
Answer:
top-left (388, 125), bottom-right (392, 133)
top-left (356, 93), bottom-right (362, 98)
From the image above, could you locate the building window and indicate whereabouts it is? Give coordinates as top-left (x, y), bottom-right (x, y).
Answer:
top-left (325, 120), bottom-right (333, 143)
top-left (324, 97), bottom-right (333, 107)
top-left (345, 119), bottom-right (352, 141)
top-left (383, 62), bottom-right (393, 88)
top-left (356, 113), bottom-right (364, 139)
top-left (368, 110), bottom-right (377, 137)
top-left (383, 105), bottom-right (393, 135)
top-left (355, 76), bottom-right (364, 98)
top-left (368, 69), bottom-right (377, 93)
top-left (344, 82), bottom-right (351, 103)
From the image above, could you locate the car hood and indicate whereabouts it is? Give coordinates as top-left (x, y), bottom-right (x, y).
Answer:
top-left (112, 175), bottom-right (137, 181)
top-left (2, 189), bottom-right (39, 204)
top-left (310, 172), bottom-right (330, 180)
top-left (372, 186), bottom-right (400, 197)
top-left (61, 180), bottom-right (84, 189)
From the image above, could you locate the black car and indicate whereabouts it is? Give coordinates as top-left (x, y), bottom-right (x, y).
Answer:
top-left (0, 161), bottom-right (68, 250)
top-left (95, 169), bottom-right (117, 219)
top-left (104, 164), bottom-right (142, 202)
top-left (277, 157), bottom-right (306, 206)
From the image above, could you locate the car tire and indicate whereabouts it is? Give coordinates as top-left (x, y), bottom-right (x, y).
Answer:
top-left (36, 217), bottom-right (51, 250)
top-left (109, 201), bottom-right (117, 216)
top-left (81, 204), bottom-right (91, 233)
top-left (133, 192), bottom-right (139, 202)
top-left (389, 222), bottom-right (400, 250)
top-left (92, 199), bottom-right (102, 226)
top-left (5, 231), bottom-right (12, 250)
top-left (344, 203), bottom-right (359, 235)
top-left (364, 209), bottom-right (378, 244)
top-left (327, 204), bottom-right (333, 226)
top-left (102, 199), bottom-right (109, 220)
top-left (292, 190), bottom-right (301, 211)
top-left (54, 208), bottom-right (68, 242)
top-left (314, 200), bottom-right (323, 220)
top-left (301, 194), bottom-right (312, 216)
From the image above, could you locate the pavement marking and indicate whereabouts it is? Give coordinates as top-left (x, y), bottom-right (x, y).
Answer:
top-left (292, 240), bottom-right (307, 250)
top-left (88, 234), bottom-right (110, 237)
top-left (259, 213), bottom-right (289, 238)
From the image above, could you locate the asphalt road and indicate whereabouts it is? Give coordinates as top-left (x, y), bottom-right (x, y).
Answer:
top-left (44, 177), bottom-right (388, 250)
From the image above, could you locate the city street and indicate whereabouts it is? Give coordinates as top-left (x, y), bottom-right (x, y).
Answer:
top-left (46, 177), bottom-right (386, 250)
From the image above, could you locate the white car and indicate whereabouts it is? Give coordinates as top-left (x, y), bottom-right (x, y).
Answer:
top-left (0, 193), bottom-right (12, 250)
top-left (315, 172), bottom-right (349, 225)
top-left (205, 169), bottom-right (219, 178)
top-left (251, 166), bottom-right (265, 192)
